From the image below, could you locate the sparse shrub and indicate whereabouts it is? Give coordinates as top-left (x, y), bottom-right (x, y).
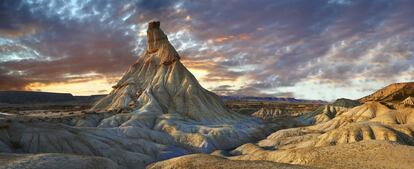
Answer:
top-left (10, 141), bottom-right (22, 149)
top-left (0, 125), bottom-right (9, 129)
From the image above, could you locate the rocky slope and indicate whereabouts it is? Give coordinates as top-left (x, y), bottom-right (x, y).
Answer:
top-left (0, 22), bottom-right (269, 169)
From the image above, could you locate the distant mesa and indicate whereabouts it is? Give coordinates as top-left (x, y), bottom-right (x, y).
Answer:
top-left (0, 91), bottom-right (74, 104)
top-left (220, 95), bottom-right (327, 104)
top-left (0, 91), bottom-right (104, 105)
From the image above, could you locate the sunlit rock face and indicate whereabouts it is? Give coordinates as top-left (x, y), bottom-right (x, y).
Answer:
top-left (358, 82), bottom-right (414, 103)
top-left (0, 21), bottom-right (268, 169)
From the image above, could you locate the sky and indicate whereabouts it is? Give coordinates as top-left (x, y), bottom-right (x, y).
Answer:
top-left (0, 0), bottom-right (413, 101)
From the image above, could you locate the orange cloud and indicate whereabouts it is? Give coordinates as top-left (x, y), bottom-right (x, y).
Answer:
top-left (0, 24), bottom-right (38, 38)
top-left (212, 34), bottom-right (250, 43)
top-left (213, 35), bottom-right (235, 43)
top-left (25, 78), bottom-right (115, 96)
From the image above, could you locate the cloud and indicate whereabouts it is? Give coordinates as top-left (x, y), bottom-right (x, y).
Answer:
top-left (0, 0), bottom-right (413, 99)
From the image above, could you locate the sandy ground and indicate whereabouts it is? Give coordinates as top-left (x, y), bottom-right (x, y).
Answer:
top-left (0, 153), bottom-right (117, 169)
top-left (299, 141), bottom-right (414, 169)
top-left (147, 154), bottom-right (319, 169)
top-left (231, 140), bottom-right (414, 169)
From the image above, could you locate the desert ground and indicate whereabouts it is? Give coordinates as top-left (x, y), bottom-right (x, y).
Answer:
top-left (1, 22), bottom-right (414, 169)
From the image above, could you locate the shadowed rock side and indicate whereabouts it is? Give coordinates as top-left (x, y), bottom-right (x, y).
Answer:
top-left (0, 22), bottom-right (268, 169)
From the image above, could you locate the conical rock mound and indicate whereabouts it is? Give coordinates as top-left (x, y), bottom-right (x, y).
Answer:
top-left (93, 21), bottom-right (245, 123)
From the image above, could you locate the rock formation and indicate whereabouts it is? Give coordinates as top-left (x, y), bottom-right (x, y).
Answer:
top-left (0, 21), bottom-right (268, 169)
top-left (252, 108), bottom-right (288, 121)
top-left (90, 21), bottom-right (268, 151)
top-left (93, 21), bottom-right (249, 123)
top-left (293, 98), bottom-right (361, 125)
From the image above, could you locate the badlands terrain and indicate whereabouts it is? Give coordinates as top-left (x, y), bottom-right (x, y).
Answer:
top-left (1, 22), bottom-right (414, 169)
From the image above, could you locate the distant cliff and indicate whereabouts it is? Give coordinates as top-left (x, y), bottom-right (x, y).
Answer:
top-left (220, 95), bottom-right (327, 104)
